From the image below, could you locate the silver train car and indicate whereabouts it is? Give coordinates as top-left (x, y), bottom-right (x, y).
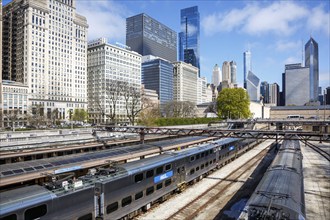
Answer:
top-left (238, 139), bottom-right (305, 220)
top-left (0, 138), bottom-right (256, 220)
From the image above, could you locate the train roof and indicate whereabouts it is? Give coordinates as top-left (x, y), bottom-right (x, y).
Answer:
top-left (0, 136), bottom-right (206, 178)
top-left (0, 185), bottom-right (55, 215)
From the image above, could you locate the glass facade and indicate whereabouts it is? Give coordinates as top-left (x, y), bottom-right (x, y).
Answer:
top-left (142, 59), bottom-right (173, 106)
top-left (305, 37), bottom-right (319, 101)
top-left (126, 13), bottom-right (177, 62)
top-left (179, 6), bottom-right (200, 76)
top-left (247, 71), bottom-right (260, 101)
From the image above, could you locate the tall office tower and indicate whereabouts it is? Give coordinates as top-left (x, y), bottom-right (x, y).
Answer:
top-left (2, 0), bottom-right (88, 120)
top-left (126, 13), bottom-right (177, 62)
top-left (142, 55), bottom-right (173, 107)
top-left (179, 6), bottom-right (200, 76)
top-left (260, 81), bottom-right (269, 103)
top-left (246, 71), bottom-right (260, 101)
top-left (222, 61), bottom-right (231, 82)
top-left (326, 87), bottom-right (330, 105)
top-left (87, 38), bottom-right (141, 124)
top-left (197, 77), bottom-right (208, 104)
top-left (230, 61), bottom-right (237, 84)
top-left (285, 63), bottom-right (310, 106)
top-left (212, 64), bottom-right (221, 87)
top-left (243, 50), bottom-right (251, 89)
top-left (172, 61), bottom-right (199, 104)
top-left (305, 37), bottom-right (319, 101)
top-left (269, 83), bottom-right (280, 105)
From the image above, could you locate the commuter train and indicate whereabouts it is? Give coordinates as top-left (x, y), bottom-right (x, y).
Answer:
top-left (0, 138), bottom-right (258, 220)
top-left (238, 138), bottom-right (305, 220)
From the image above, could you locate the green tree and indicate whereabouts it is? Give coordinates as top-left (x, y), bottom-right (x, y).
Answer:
top-left (72, 109), bottom-right (88, 123)
top-left (217, 88), bottom-right (251, 119)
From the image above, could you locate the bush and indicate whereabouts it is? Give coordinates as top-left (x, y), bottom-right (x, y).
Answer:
top-left (152, 117), bottom-right (220, 126)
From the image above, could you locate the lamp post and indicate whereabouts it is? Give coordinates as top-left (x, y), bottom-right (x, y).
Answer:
top-left (69, 109), bottom-right (73, 130)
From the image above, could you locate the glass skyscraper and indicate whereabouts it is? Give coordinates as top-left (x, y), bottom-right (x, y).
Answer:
top-left (243, 50), bottom-right (251, 89)
top-left (305, 37), bottom-right (319, 102)
top-left (142, 57), bottom-right (173, 106)
top-left (126, 13), bottom-right (177, 62)
top-left (179, 6), bottom-right (200, 76)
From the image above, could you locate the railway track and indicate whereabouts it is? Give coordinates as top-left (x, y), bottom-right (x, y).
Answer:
top-left (165, 142), bottom-right (276, 220)
top-left (301, 140), bottom-right (330, 162)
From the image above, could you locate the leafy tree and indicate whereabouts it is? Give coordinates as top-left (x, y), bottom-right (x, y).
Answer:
top-left (217, 88), bottom-right (251, 119)
top-left (72, 109), bottom-right (88, 123)
top-left (163, 101), bottom-right (196, 118)
top-left (27, 104), bottom-right (47, 128)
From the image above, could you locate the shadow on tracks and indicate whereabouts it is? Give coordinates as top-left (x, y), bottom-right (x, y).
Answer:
top-left (214, 144), bottom-right (278, 220)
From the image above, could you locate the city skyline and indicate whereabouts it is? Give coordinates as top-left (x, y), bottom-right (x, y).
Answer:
top-left (2, 0), bottom-right (330, 91)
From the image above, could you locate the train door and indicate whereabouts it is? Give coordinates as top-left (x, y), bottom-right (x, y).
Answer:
top-left (177, 165), bottom-right (186, 184)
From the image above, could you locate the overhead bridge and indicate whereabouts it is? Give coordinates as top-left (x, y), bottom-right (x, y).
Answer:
top-left (94, 125), bottom-right (330, 142)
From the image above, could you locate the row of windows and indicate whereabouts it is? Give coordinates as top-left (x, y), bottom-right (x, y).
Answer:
top-left (134, 164), bottom-right (172, 183)
top-left (189, 159), bottom-right (216, 175)
top-left (190, 149), bottom-right (214, 162)
top-left (107, 178), bottom-right (172, 214)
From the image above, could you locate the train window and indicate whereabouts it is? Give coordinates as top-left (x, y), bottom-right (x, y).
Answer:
top-left (205, 151), bottom-right (209, 156)
top-left (106, 202), bottom-right (118, 214)
top-left (205, 162), bottom-right (209, 167)
top-left (177, 168), bottom-right (180, 174)
top-left (190, 168), bottom-right (195, 175)
top-left (196, 154), bottom-right (200, 160)
top-left (210, 160), bottom-right (213, 165)
top-left (146, 186), bottom-right (154, 195)
top-left (135, 191), bottom-right (143, 200)
top-left (77, 213), bottom-right (92, 220)
top-left (165, 179), bottom-right (171, 187)
top-left (209, 149), bottom-right (213, 154)
top-left (213, 159), bottom-right (216, 163)
top-left (146, 169), bottom-right (154, 178)
top-left (196, 166), bottom-right (200, 171)
top-left (1, 171), bottom-right (13, 176)
top-left (24, 204), bottom-right (47, 220)
top-left (156, 166), bottom-right (163, 175)
top-left (165, 164), bottom-right (172, 171)
top-left (201, 164), bottom-right (204, 169)
top-left (190, 156), bottom-right (195, 162)
top-left (156, 183), bottom-right (163, 190)
top-left (122, 196), bottom-right (132, 207)
top-left (34, 166), bottom-right (44, 170)
top-left (134, 173), bottom-right (143, 183)
top-left (201, 152), bottom-right (205, 158)
top-left (1, 214), bottom-right (17, 220)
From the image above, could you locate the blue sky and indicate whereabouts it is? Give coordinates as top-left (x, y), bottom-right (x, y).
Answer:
top-left (3, 0), bottom-right (330, 92)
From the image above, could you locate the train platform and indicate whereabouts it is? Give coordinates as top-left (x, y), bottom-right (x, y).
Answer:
top-left (301, 141), bottom-right (330, 220)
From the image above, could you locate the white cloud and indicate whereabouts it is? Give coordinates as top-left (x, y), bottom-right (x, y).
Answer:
top-left (307, 5), bottom-right (330, 36)
top-left (202, 1), bottom-right (313, 36)
top-left (181, 24), bottom-right (198, 36)
top-left (76, 1), bottom-right (131, 42)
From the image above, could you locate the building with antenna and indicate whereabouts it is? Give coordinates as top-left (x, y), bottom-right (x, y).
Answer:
top-left (178, 6), bottom-right (200, 76)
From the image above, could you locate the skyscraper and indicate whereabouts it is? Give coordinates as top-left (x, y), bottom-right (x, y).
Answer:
top-left (260, 81), bottom-right (269, 103)
top-left (285, 64), bottom-right (310, 106)
top-left (2, 0), bottom-right (88, 120)
top-left (142, 56), bottom-right (173, 107)
top-left (247, 71), bottom-right (260, 101)
top-left (305, 37), bottom-right (319, 101)
top-left (87, 38), bottom-right (141, 124)
top-left (212, 64), bottom-right (221, 87)
top-left (179, 6), bottom-right (200, 76)
top-left (230, 61), bottom-right (237, 84)
top-left (269, 83), bottom-right (280, 105)
top-left (243, 50), bottom-right (251, 89)
top-left (222, 61), bottom-right (231, 83)
top-left (126, 13), bottom-right (177, 62)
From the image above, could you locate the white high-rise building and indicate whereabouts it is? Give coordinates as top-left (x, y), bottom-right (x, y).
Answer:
top-left (243, 50), bottom-right (252, 89)
top-left (197, 76), bottom-right (209, 104)
top-left (173, 62), bottom-right (198, 104)
top-left (2, 0), bottom-right (88, 120)
top-left (87, 38), bottom-right (142, 124)
top-left (212, 64), bottom-right (221, 87)
top-left (222, 61), bottom-right (231, 82)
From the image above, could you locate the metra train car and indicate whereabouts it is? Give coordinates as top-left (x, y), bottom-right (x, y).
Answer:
top-left (238, 139), bottom-right (305, 220)
top-left (0, 138), bottom-right (256, 220)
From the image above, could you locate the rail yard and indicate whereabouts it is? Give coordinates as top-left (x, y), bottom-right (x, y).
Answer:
top-left (0, 122), bottom-right (329, 220)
